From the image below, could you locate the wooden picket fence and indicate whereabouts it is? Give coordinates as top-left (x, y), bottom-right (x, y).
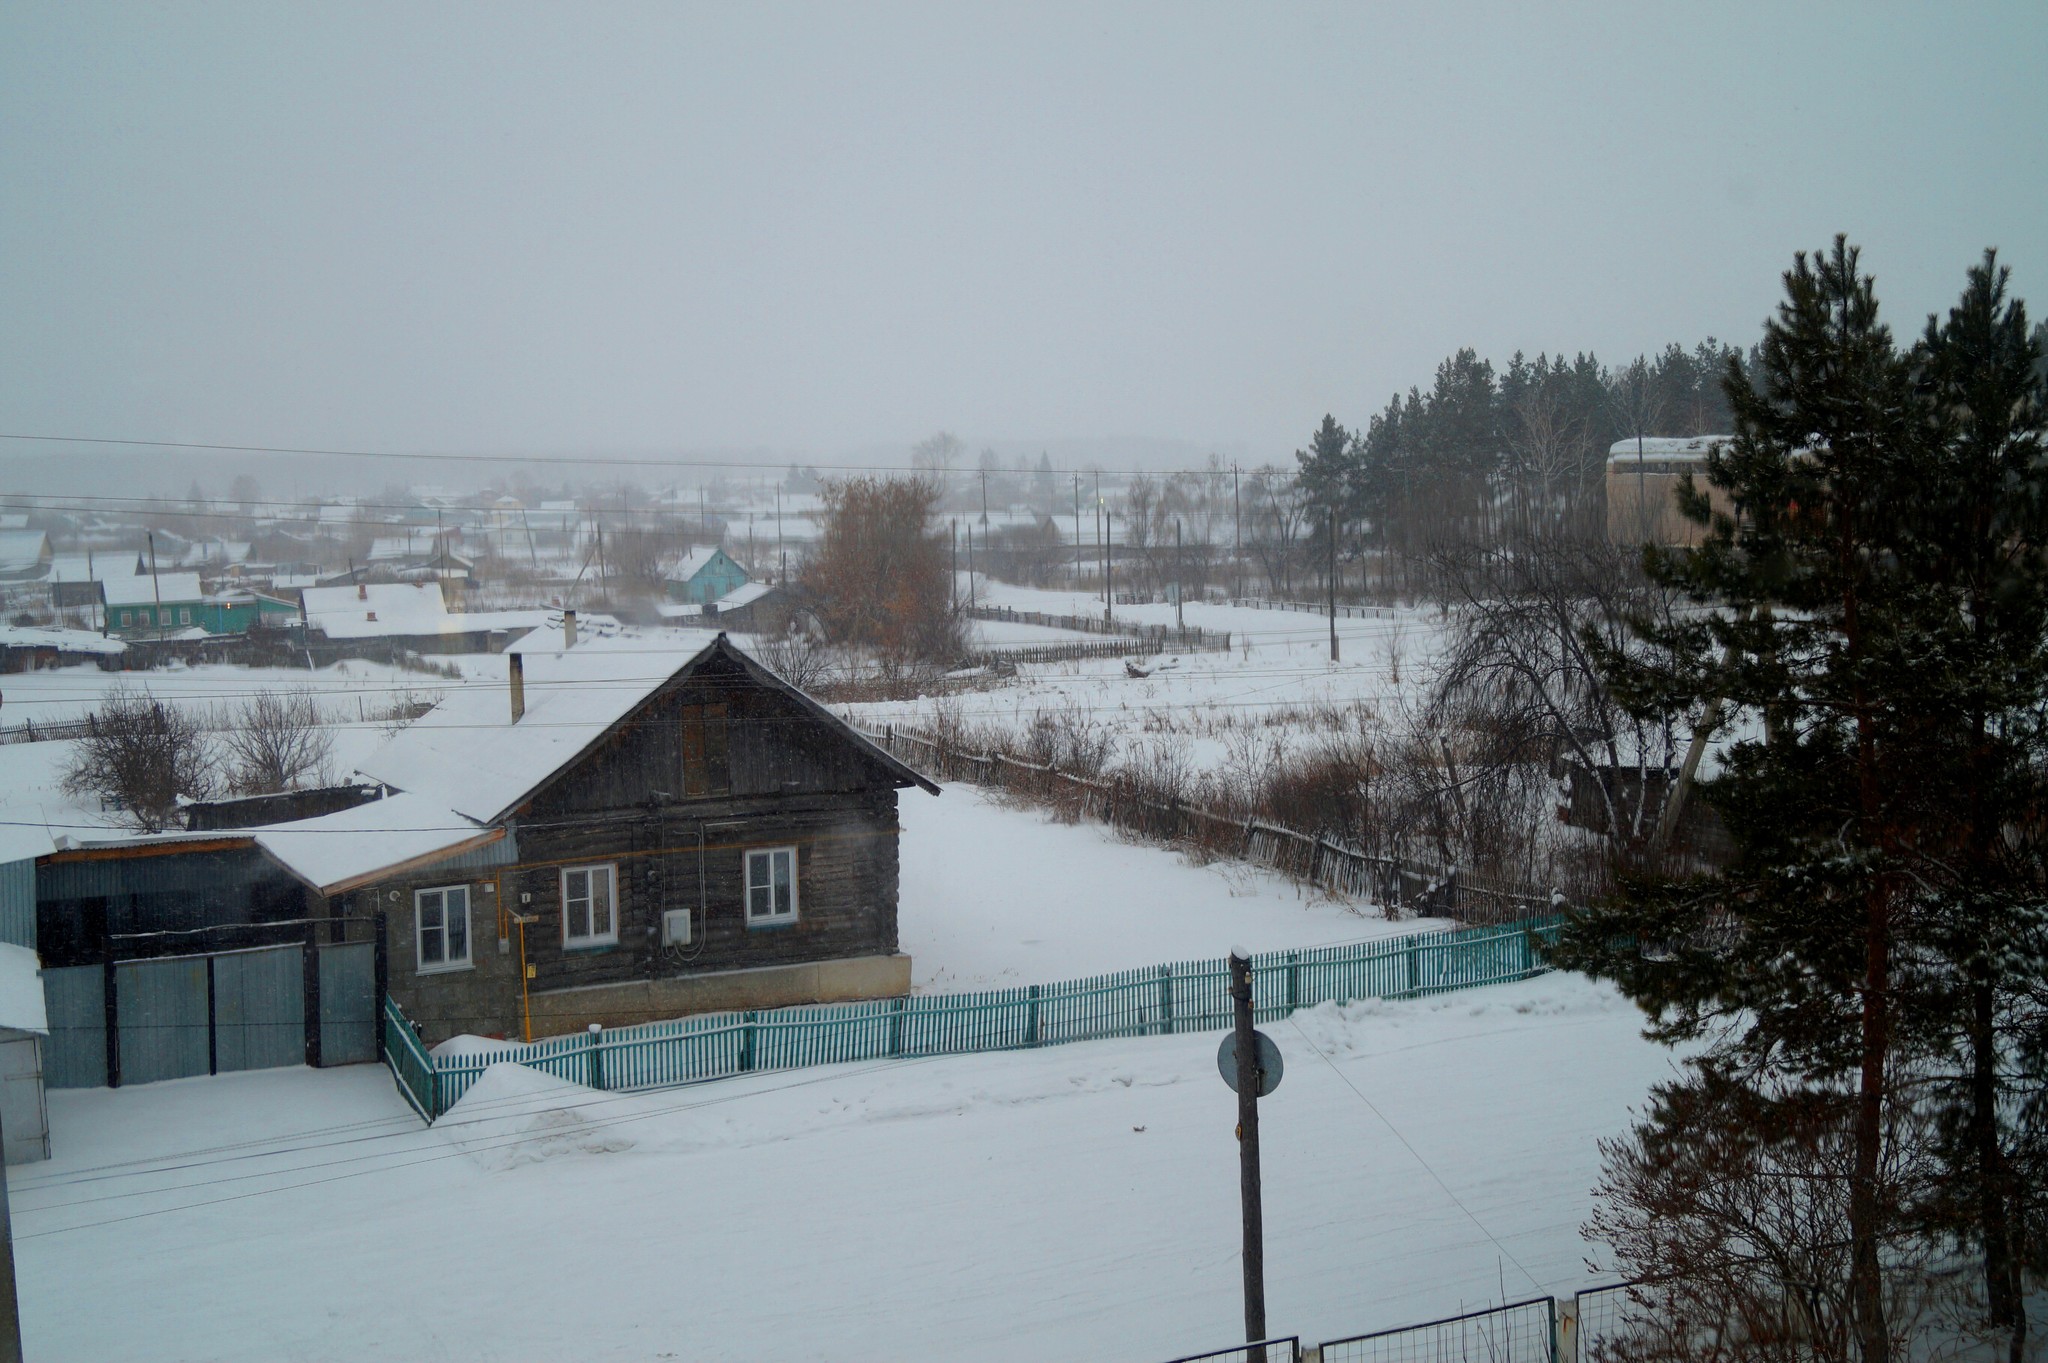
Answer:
top-left (964, 604), bottom-right (1232, 654)
top-left (393, 916), bottom-right (1560, 1120)
top-left (863, 725), bottom-right (1555, 925)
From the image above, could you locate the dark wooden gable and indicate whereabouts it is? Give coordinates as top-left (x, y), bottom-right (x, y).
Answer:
top-left (526, 641), bottom-right (920, 816)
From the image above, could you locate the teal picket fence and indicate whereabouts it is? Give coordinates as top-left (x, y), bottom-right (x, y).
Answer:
top-left (383, 994), bottom-right (437, 1120)
top-left (393, 916), bottom-right (1560, 1120)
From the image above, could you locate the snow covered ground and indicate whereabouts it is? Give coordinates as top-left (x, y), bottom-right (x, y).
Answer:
top-left (898, 784), bottom-right (1430, 990)
top-left (851, 582), bottom-right (1456, 779)
top-left (13, 973), bottom-right (1674, 1363)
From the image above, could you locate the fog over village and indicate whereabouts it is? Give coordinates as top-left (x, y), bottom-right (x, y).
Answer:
top-left (1, 6), bottom-right (2046, 1362)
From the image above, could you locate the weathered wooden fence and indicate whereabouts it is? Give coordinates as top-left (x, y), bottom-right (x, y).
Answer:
top-left (863, 724), bottom-right (1554, 924)
top-left (1227, 596), bottom-right (1401, 621)
top-left (964, 604), bottom-right (1232, 655)
top-left (393, 917), bottom-right (1559, 1120)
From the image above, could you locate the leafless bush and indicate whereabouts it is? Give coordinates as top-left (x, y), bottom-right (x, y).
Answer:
top-left (61, 689), bottom-right (217, 831)
top-left (757, 628), bottom-right (836, 694)
top-left (1587, 1061), bottom-right (1964, 1363)
top-left (219, 688), bottom-right (335, 796)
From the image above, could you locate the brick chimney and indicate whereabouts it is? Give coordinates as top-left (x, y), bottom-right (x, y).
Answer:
top-left (509, 653), bottom-right (526, 723)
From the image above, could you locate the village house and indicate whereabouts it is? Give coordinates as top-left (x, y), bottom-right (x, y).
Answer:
top-left (663, 545), bottom-right (751, 605)
top-left (348, 628), bottom-right (936, 1042)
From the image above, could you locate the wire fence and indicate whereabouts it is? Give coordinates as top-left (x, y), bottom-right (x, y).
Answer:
top-left (394, 916), bottom-right (1560, 1120)
top-left (864, 725), bottom-right (1555, 925)
top-left (1319, 1296), bottom-right (1559, 1363)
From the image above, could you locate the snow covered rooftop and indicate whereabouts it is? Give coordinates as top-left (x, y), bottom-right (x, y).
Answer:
top-left (357, 632), bottom-right (934, 823)
top-left (0, 625), bottom-right (125, 655)
top-left (102, 572), bottom-right (203, 606)
top-left (0, 531), bottom-right (51, 574)
top-left (250, 793), bottom-right (503, 894)
top-left (713, 581), bottom-right (776, 610)
top-left (355, 633), bottom-right (705, 822)
top-left (45, 553), bottom-right (136, 584)
top-left (671, 546), bottom-right (742, 581)
top-left (1606, 434), bottom-right (1730, 465)
top-left (301, 583), bottom-right (448, 638)
top-left (0, 944), bottom-right (47, 1035)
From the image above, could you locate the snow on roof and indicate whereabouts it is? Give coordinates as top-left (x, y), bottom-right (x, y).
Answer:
top-left (102, 572), bottom-right (204, 606)
top-left (713, 581), bottom-right (775, 610)
top-left (655, 601), bottom-right (705, 620)
top-left (45, 554), bottom-right (121, 583)
top-left (0, 531), bottom-right (51, 572)
top-left (301, 583), bottom-right (448, 638)
top-left (0, 515), bottom-right (25, 531)
top-left (0, 944), bottom-right (47, 1035)
top-left (1606, 435), bottom-right (1730, 465)
top-left (355, 633), bottom-right (705, 823)
top-left (671, 546), bottom-right (743, 581)
top-left (250, 793), bottom-right (501, 894)
top-left (0, 624), bottom-right (126, 655)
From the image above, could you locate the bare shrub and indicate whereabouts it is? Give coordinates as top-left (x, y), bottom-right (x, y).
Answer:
top-left (757, 627), bottom-right (835, 694)
top-left (220, 688), bottom-right (335, 795)
top-left (62, 689), bottom-right (217, 831)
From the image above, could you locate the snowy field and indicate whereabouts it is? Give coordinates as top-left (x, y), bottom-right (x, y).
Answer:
top-left (13, 973), bottom-right (1673, 1363)
top-left (898, 784), bottom-right (1431, 990)
top-left (852, 582), bottom-right (1456, 778)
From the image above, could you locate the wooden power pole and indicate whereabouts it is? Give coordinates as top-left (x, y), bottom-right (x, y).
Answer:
top-left (1229, 952), bottom-right (1267, 1352)
top-left (1327, 507), bottom-right (1340, 663)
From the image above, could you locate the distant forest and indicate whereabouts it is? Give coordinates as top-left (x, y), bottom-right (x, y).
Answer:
top-left (1294, 340), bottom-right (1751, 561)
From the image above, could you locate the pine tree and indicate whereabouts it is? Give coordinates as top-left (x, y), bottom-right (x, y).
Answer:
top-left (1561, 238), bottom-right (1938, 1359)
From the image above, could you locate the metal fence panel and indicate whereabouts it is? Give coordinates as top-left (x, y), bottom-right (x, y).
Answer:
top-left (212, 945), bottom-right (305, 1073)
top-left (1321, 1297), bottom-right (1556, 1363)
top-left (115, 956), bottom-right (210, 1086)
top-left (318, 942), bottom-right (377, 1065)
top-left (42, 965), bottom-right (107, 1089)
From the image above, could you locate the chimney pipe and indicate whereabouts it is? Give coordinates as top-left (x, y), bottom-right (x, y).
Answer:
top-left (562, 609), bottom-right (578, 649)
top-left (509, 653), bottom-right (526, 723)
top-left (357, 582), bottom-right (367, 601)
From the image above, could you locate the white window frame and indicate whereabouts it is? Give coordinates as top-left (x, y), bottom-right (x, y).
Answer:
top-left (415, 885), bottom-right (473, 974)
top-left (561, 863), bottom-right (619, 948)
top-left (178, 606), bottom-right (192, 626)
top-left (745, 846), bottom-right (799, 927)
top-left (118, 610), bottom-right (131, 628)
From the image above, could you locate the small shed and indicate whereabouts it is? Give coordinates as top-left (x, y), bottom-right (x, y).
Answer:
top-left (0, 943), bottom-right (50, 1164)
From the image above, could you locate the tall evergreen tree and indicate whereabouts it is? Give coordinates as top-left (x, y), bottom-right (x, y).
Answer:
top-left (1561, 239), bottom-right (1939, 1359)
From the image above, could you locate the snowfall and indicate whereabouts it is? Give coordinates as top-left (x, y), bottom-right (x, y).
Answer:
top-left (0, 599), bottom-right (1689, 1361)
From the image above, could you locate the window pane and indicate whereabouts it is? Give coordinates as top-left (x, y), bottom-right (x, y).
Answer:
top-left (594, 868), bottom-right (613, 935)
top-left (420, 892), bottom-right (442, 930)
top-left (447, 897), bottom-right (467, 961)
top-left (774, 851), bottom-right (792, 915)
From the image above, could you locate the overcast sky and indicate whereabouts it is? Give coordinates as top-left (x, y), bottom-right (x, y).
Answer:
top-left (2, 2), bottom-right (2044, 484)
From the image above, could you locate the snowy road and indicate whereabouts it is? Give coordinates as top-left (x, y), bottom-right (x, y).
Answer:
top-left (14, 974), bottom-right (1673, 1363)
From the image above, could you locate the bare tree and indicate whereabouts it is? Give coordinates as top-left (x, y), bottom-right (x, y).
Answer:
top-left (803, 475), bottom-right (962, 670)
top-left (911, 431), bottom-right (965, 505)
top-left (757, 626), bottom-right (834, 694)
top-left (219, 688), bottom-right (336, 796)
top-left (62, 689), bottom-right (217, 831)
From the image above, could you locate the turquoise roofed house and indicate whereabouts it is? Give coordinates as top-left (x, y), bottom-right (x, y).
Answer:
top-left (664, 546), bottom-right (751, 605)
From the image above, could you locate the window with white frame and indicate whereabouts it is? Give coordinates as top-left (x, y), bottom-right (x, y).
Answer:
top-left (416, 885), bottom-right (471, 972)
top-left (745, 847), bottom-right (798, 926)
top-left (562, 864), bottom-right (618, 947)
top-left (118, 611), bottom-right (131, 628)
top-left (178, 607), bottom-right (192, 626)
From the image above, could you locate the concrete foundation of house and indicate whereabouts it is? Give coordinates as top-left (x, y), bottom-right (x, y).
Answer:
top-left (523, 953), bottom-right (913, 1035)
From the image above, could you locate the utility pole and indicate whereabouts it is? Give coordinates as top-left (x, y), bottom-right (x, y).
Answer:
top-left (966, 522), bottom-right (975, 609)
top-left (1174, 519), bottom-right (1184, 633)
top-left (980, 468), bottom-right (989, 528)
top-left (1229, 952), bottom-right (1267, 1354)
top-left (1073, 473), bottom-right (1082, 589)
top-left (1232, 464), bottom-right (1242, 602)
top-left (776, 487), bottom-right (785, 585)
top-left (950, 520), bottom-right (958, 612)
top-left (1327, 506), bottom-right (1339, 663)
top-left (1103, 506), bottom-right (1113, 625)
top-left (147, 531), bottom-right (164, 642)
top-left (1095, 473), bottom-right (1104, 606)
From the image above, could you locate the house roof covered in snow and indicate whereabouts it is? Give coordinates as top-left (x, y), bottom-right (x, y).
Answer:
top-left (1606, 435), bottom-right (1731, 466)
top-left (0, 625), bottom-right (126, 656)
top-left (249, 793), bottom-right (505, 895)
top-left (301, 582), bottom-right (448, 638)
top-left (0, 531), bottom-right (51, 574)
top-left (356, 632), bottom-right (935, 824)
top-left (102, 572), bottom-right (204, 606)
top-left (712, 581), bottom-right (776, 610)
top-left (45, 553), bottom-right (134, 584)
top-left (671, 546), bottom-right (746, 582)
